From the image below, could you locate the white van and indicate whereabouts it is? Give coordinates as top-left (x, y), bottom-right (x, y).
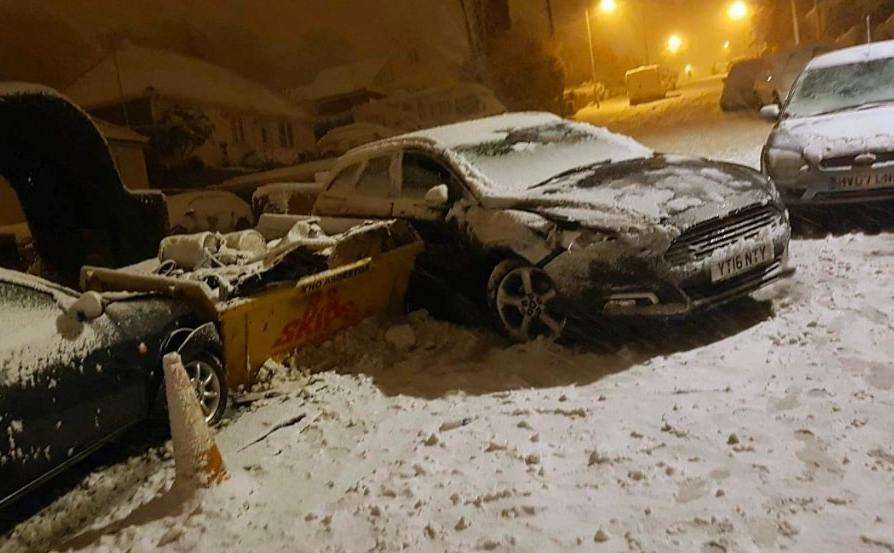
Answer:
top-left (625, 65), bottom-right (666, 105)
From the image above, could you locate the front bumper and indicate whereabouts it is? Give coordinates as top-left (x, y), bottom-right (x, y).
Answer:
top-left (543, 218), bottom-right (792, 319)
top-left (774, 167), bottom-right (894, 206)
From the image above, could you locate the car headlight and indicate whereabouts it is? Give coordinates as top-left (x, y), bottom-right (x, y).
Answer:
top-left (766, 148), bottom-right (806, 181)
top-left (552, 229), bottom-right (617, 251)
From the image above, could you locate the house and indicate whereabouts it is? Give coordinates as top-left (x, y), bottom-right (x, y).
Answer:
top-left (287, 47), bottom-right (468, 139)
top-left (65, 44), bottom-right (315, 169)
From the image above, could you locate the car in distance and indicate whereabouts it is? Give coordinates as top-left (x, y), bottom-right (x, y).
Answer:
top-left (313, 112), bottom-right (793, 342)
top-left (754, 44), bottom-right (831, 107)
top-left (761, 41), bottom-right (894, 206)
top-left (0, 268), bottom-right (227, 509)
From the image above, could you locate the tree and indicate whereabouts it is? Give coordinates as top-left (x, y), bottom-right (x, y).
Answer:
top-left (485, 29), bottom-right (566, 113)
top-left (146, 106), bottom-right (213, 168)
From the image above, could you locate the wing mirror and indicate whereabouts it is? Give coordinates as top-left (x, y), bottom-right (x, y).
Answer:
top-left (68, 291), bottom-right (105, 322)
top-left (424, 184), bottom-right (450, 208)
top-left (760, 104), bottom-right (781, 121)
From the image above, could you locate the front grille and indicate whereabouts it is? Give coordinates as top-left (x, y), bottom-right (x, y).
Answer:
top-left (685, 261), bottom-right (782, 301)
top-left (820, 151), bottom-right (894, 169)
top-left (665, 204), bottom-right (780, 265)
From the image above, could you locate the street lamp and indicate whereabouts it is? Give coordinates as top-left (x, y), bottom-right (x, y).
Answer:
top-left (599, 0), bottom-right (617, 13)
top-left (667, 34), bottom-right (683, 55)
top-left (585, 1), bottom-right (618, 88)
top-left (727, 1), bottom-right (749, 21)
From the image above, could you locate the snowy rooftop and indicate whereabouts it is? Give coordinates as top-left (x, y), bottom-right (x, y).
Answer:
top-left (287, 58), bottom-right (389, 101)
top-left (809, 39), bottom-right (894, 69)
top-left (65, 44), bottom-right (309, 119)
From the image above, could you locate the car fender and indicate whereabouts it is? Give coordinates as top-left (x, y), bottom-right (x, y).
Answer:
top-left (151, 322), bottom-right (223, 402)
top-left (172, 322), bottom-right (223, 360)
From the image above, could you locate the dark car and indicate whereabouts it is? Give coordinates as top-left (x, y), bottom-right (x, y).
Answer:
top-left (720, 57), bottom-right (766, 111)
top-left (761, 41), bottom-right (894, 207)
top-left (313, 113), bottom-right (793, 342)
top-left (0, 268), bottom-right (227, 509)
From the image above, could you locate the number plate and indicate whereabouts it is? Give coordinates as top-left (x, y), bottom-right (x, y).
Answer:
top-left (710, 241), bottom-right (774, 283)
top-left (833, 171), bottom-right (894, 190)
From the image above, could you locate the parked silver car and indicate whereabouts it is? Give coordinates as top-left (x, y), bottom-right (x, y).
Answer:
top-left (761, 41), bottom-right (894, 206)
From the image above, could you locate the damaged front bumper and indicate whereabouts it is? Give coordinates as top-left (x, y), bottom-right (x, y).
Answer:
top-left (543, 212), bottom-right (793, 319)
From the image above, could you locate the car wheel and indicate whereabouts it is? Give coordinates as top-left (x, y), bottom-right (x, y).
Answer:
top-left (182, 352), bottom-right (227, 426)
top-left (488, 260), bottom-right (566, 342)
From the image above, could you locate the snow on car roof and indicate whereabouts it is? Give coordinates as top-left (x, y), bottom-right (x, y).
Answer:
top-left (808, 40), bottom-right (894, 69)
top-left (397, 112), bottom-right (653, 195)
top-left (403, 112), bottom-right (564, 148)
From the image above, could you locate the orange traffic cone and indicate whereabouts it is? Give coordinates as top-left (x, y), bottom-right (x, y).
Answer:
top-left (163, 352), bottom-right (228, 487)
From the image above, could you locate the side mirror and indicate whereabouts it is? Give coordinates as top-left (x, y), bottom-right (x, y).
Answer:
top-left (424, 184), bottom-right (449, 208)
top-left (760, 104), bottom-right (781, 121)
top-left (68, 291), bottom-right (105, 322)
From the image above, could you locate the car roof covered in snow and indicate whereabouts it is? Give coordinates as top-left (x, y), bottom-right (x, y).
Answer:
top-left (402, 112), bottom-right (564, 148)
top-left (808, 40), bottom-right (894, 69)
top-left (342, 112), bottom-right (653, 197)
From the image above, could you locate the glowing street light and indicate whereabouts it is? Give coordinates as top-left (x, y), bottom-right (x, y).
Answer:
top-left (723, 40), bottom-right (731, 50)
top-left (727, 1), bottom-right (749, 21)
top-left (599, 0), bottom-right (617, 14)
top-left (666, 34), bottom-right (683, 55)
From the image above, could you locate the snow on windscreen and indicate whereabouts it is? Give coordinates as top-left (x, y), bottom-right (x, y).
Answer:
top-left (786, 56), bottom-right (894, 118)
top-left (413, 113), bottom-right (652, 194)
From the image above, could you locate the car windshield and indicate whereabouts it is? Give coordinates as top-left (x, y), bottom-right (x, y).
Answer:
top-left (785, 56), bottom-right (894, 118)
top-left (452, 122), bottom-right (652, 193)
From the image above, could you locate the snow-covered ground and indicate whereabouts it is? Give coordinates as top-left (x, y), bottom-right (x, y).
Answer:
top-left (5, 78), bottom-right (894, 553)
top-left (577, 76), bottom-right (772, 168)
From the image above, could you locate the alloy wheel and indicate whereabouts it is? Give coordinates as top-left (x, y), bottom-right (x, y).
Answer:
top-left (185, 360), bottom-right (222, 424)
top-left (495, 266), bottom-right (565, 342)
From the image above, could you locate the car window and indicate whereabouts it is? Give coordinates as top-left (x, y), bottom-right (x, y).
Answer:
top-left (328, 163), bottom-right (362, 195)
top-left (786, 56), bottom-right (894, 118)
top-left (402, 153), bottom-right (452, 200)
top-left (356, 156), bottom-right (394, 198)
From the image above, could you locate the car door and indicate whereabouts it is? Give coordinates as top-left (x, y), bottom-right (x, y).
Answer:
top-left (310, 162), bottom-right (363, 217)
top-left (392, 151), bottom-right (452, 222)
top-left (0, 279), bottom-right (146, 505)
top-left (394, 151), bottom-right (492, 317)
top-left (315, 154), bottom-right (397, 219)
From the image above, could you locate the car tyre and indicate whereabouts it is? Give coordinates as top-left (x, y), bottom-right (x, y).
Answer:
top-left (487, 259), bottom-right (566, 342)
top-left (181, 351), bottom-right (228, 426)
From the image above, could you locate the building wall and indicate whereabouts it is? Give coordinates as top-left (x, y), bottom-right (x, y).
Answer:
top-left (152, 98), bottom-right (316, 168)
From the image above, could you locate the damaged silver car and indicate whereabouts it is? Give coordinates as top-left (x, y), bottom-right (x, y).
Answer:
top-left (313, 113), bottom-right (793, 342)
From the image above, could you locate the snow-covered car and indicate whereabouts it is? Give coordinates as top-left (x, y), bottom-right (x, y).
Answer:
top-left (761, 41), bottom-right (894, 206)
top-left (0, 268), bottom-right (228, 509)
top-left (720, 57), bottom-right (766, 111)
top-left (317, 123), bottom-right (398, 158)
top-left (166, 190), bottom-right (254, 235)
top-left (252, 181), bottom-right (323, 218)
top-left (313, 112), bottom-right (793, 342)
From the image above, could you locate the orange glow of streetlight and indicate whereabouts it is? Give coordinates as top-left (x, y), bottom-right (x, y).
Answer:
top-left (667, 34), bottom-right (683, 55)
top-left (598, 0), bottom-right (618, 14)
top-left (727, 1), bottom-right (749, 21)
top-left (723, 40), bottom-right (731, 50)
